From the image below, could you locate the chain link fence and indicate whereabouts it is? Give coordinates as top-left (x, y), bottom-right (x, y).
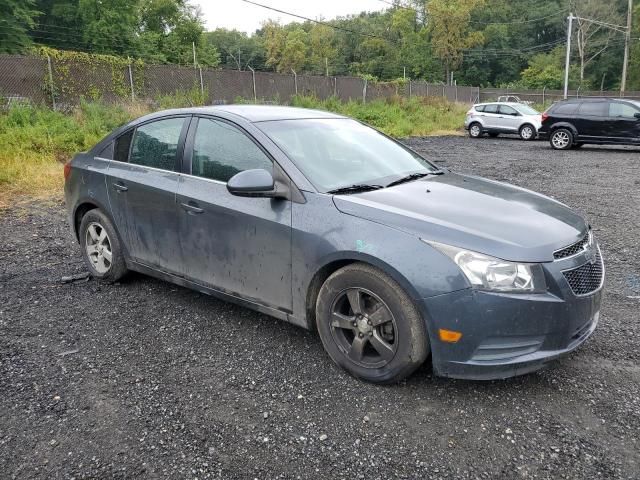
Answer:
top-left (2, 53), bottom-right (640, 111)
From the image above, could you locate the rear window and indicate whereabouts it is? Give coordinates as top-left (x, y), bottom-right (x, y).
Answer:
top-left (484, 104), bottom-right (499, 114)
top-left (578, 102), bottom-right (607, 117)
top-left (474, 105), bottom-right (485, 112)
top-left (551, 103), bottom-right (579, 115)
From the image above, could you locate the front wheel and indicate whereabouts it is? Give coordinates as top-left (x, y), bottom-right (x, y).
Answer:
top-left (519, 124), bottom-right (536, 141)
top-left (316, 263), bottom-right (429, 383)
top-left (550, 128), bottom-right (573, 150)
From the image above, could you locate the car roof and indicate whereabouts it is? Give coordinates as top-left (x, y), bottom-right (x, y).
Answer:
top-left (475, 102), bottom-right (524, 107)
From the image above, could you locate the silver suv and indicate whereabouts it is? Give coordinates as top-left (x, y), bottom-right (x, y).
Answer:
top-left (465, 102), bottom-right (542, 141)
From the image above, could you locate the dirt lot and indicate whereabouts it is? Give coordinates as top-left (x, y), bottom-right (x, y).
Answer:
top-left (1, 136), bottom-right (639, 479)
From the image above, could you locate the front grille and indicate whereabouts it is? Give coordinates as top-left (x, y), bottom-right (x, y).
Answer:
top-left (562, 250), bottom-right (603, 296)
top-left (554, 232), bottom-right (590, 260)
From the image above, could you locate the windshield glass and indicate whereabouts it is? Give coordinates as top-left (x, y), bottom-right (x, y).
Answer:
top-left (516, 105), bottom-right (540, 115)
top-left (257, 118), bottom-right (438, 192)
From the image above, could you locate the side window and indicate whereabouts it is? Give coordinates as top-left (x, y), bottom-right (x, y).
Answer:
top-left (552, 103), bottom-right (578, 115)
top-left (129, 118), bottom-right (185, 170)
top-left (578, 102), bottom-right (606, 117)
top-left (191, 118), bottom-right (272, 183)
top-left (484, 104), bottom-right (498, 114)
top-left (98, 142), bottom-right (114, 159)
top-left (609, 102), bottom-right (639, 118)
top-left (499, 105), bottom-right (518, 116)
top-left (114, 130), bottom-right (133, 162)
top-left (474, 105), bottom-right (485, 112)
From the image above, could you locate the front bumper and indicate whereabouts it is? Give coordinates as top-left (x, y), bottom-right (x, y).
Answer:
top-left (422, 249), bottom-right (603, 380)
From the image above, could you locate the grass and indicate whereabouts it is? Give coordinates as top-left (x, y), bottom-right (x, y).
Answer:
top-left (0, 95), bottom-right (468, 208)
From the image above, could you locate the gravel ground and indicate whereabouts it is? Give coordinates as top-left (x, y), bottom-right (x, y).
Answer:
top-left (1, 136), bottom-right (639, 479)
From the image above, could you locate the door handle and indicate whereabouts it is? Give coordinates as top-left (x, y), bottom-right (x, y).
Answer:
top-left (113, 182), bottom-right (128, 192)
top-left (181, 202), bottom-right (204, 214)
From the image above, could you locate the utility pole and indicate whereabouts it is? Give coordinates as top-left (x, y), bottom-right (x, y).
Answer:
top-left (403, 66), bottom-right (406, 80)
top-left (621, 0), bottom-right (633, 95)
top-left (564, 13), bottom-right (574, 99)
top-left (325, 57), bottom-right (329, 76)
top-left (192, 41), bottom-right (197, 68)
top-left (238, 49), bottom-right (241, 71)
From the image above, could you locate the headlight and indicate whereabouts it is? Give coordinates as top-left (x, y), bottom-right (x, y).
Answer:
top-left (425, 240), bottom-right (546, 293)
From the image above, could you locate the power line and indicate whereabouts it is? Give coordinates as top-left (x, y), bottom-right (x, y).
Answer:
top-left (238, 0), bottom-right (387, 40)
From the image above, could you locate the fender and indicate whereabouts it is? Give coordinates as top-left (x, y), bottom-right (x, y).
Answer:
top-left (549, 121), bottom-right (578, 137)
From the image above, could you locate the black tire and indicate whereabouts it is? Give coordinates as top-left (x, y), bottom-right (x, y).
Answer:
top-left (488, 132), bottom-right (499, 138)
top-left (79, 209), bottom-right (128, 282)
top-left (316, 263), bottom-right (429, 384)
top-left (468, 122), bottom-right (482, 138)
top-left (573, 142), bottom-right (584, 149)
top-left (550, 128), bottom-right (573, 150)
top-left (519, 123), bottom-right (536, 141)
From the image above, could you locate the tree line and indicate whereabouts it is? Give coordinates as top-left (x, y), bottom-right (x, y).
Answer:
top-left (2, 0), bottom-right (639, 90)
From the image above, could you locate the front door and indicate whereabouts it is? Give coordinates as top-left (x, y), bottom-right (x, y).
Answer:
top-left (106, 116), bottom-right (189, 274)
top-left (176, 116), bottom-right (292, 312)
top-left (497, 104), bottom-right (520, 132)
top-left (607, 101), bottom-right (640, 143)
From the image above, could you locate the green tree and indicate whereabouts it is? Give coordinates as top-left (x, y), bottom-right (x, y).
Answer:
top-left (262, 20), bottom-right (286, 71)
top-left (0, 0), bottom-right (39, 53)
top-left (278, 28), bottom-right (308, 73)
top-left (309, 24), bottom-right (336, 75)
top-left (427, 0), bottom-right (485, 84)
top-left (79, 0), bottom-right (139, 55)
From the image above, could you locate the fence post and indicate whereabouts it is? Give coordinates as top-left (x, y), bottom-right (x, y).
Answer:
top-left (426, 82), bottom-right (429, 97)
top-left (363, 78), bottom-right (367, 104)
top-left (409, 80), bottom-right (412, 98)
top-left (576, 86), bottom-right (580, 99)
top-left (46, 55), bottom-right (56, 110)
top-left (333, 77), bottom-right (337, 97)
top-left (248, 66), bottom-right (257, 103)
top-left (198, 66), bottom-right (204, 99)
top-left (291, 68), bottom-right (297, 96)
top-left (455, 81), bottom-right (458, 102)
top-left (542, 86), bottom-right (546, 107)
top-left (128, 61), bottom-right (135, 102)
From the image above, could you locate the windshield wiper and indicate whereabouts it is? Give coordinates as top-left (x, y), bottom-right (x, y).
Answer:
top-left (386, 171), bottom-right (442, 188)
top-left (327, 184), bottom-right (384, 195)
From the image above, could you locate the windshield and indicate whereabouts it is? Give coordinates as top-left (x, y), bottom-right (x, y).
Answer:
top-left (516, 105), bottom-right (540, 115)
top-left (257, 118), bottom-right (438, 192)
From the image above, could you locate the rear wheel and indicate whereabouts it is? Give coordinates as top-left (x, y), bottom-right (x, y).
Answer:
top-left (316, 263), bottom-right (429, 383)
top-left (468, 122), bottom-right (482, 138)
top-left (519, 124), bottom-right (535, 141)
top-left (550, 128), bottom-right (573, 150)
top-left (79, 209), bottom-right (128, 282)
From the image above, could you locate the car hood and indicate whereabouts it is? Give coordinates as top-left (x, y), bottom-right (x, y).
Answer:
top-left (333, 172), bottom-right (587, 262)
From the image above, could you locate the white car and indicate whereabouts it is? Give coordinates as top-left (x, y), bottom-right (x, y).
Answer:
top-left (464, 102), bottom-right (542, 141)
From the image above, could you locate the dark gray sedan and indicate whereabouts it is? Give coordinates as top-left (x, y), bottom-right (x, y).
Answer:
top-left (64, 106), bottom-right (604, 383)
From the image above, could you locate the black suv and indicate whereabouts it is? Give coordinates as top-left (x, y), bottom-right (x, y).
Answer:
top-left (539, 98), bottom-right (640, 150)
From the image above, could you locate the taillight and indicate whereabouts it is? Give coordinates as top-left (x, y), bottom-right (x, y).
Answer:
top-left (541, 112), bottom-right (549, 123)
top-left (467, 109), bottom-right (474, 115)
top-left (63, 162), bottom-right (72, 181)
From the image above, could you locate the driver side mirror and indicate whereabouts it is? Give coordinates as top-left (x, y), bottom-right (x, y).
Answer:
top-left (227, 168), bottom-right (283, 198)
top-left (634, 112), bottom-right (640, 120)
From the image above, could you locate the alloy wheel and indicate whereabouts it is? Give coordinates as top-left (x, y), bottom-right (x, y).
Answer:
top-left (552, 130), bottom-right (570, 149)
top-left (520, 125), bottom-right (533, 140)
top-left (470, 124), bottom-right (481, 137)
top-left (85, 222), bottom-right (112, 274)
top-left (330, 287), bottom-right (398, 368)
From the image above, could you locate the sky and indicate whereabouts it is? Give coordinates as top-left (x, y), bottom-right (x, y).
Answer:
top-left (193, 0), bottom-right (388, 34)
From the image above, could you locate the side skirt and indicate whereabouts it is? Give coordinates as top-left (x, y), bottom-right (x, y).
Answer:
top-left (127, 261), bottom-right (308, 329)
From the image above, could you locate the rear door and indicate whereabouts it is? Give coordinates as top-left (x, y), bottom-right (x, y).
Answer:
top-left (176, 116), bottom-right (292, 312)
top-left (106, 116), bottom-right (189, 274)
top-left (575, 101), bottom-right (608, 140)
top-left (482, 103), bottom-right (500, 129)
top-left (497, 104), bottom-right (520, 132)
top-left (607, 101), bottom-right (640, 143)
